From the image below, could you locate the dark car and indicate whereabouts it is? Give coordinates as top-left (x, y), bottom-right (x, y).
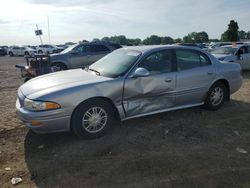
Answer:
top-left (50, 41), bottom-right (122, 70)
top-left (0, 46), bottom-right (7, 56)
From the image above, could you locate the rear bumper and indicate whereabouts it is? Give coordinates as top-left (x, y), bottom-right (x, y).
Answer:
top-left (16, 99), bottom-right (71, 134)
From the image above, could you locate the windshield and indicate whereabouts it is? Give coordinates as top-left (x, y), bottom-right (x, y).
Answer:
top-left (60, 44), bottom-right (78, 53)
top-left (88, 48), bottom-right (141, 78)
top-left (211, 47), bottom-right (237, 55)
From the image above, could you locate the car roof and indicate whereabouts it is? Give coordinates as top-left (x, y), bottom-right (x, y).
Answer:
top-left (121, 45), bottom-right (203, 54)
top-left (219, 44), bottom-right (250, 48)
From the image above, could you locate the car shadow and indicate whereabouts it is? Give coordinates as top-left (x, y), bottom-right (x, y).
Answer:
top-left (24, 99), bottom-right (250, 187)
top-left (242, 70), bottom-right (250, 79)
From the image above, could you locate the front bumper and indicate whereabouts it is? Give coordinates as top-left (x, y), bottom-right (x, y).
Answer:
top-left (16, 99), bottom-right (71, 134)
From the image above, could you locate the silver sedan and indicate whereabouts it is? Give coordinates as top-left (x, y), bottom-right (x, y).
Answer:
top-left (16, 45), bottom-right (243, 139)
top-left (211, 44), bottom-right (250, 70)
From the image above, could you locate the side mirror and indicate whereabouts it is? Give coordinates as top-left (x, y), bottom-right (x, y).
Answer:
top-left (131, 67), bottom-right (150, 78)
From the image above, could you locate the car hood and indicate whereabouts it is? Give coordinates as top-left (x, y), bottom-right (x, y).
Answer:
top-left (19, 69), bottom-right (112, 98)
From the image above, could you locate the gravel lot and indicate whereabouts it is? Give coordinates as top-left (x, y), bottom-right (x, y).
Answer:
top-left (0, 56), bottom-right (250, 187)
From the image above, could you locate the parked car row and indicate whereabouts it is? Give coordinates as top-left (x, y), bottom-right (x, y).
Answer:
top-left (8, 46), bottom-right (36, 56)
top-left (2, 42), bottom-right (123, 59)
top-left (207, 42), bottom-right (245, 52)
top-left (211, 44), bottom-right (250, 70)
top-left (0, 44), bottom-right (74, 57)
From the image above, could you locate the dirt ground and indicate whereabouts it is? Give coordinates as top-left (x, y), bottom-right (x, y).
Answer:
top-left (0, 56), bottom-right (250, 188)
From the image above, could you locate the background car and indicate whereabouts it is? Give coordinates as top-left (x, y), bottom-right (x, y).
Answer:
top-left (7, 46), bottom-right (36, 56)
top-left (208, 42), bottom-right (244, 52)
top-left (16, 45), bottom-right (242, 139)
top-left (56, 44), bottom-right (69, 50)
top-left (36, 44), bottom-right (61, 54)
top-left (50, 41), bottom-right (122, 70)
top-left (178, 43), bottom-right (200, 48)
top-left (211, 44), bottom-right (250, 70)
top-left (0, 46), bottom-right (7, 56)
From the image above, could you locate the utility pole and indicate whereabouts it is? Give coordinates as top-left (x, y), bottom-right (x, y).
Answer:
top-left (47, 16), bottom-right (51, 44)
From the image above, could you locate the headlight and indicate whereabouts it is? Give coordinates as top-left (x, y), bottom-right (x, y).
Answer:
top-left (24, 98), bottom-right (60, 111)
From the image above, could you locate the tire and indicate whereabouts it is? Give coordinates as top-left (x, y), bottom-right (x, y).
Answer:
top-left (71, 99), bottom-right (115, 139)
top-left (9, 52), bottom-right (14, 56)
top-left (38, 50), bottom-right (43, 54)
top-left (51, 62), bottom-right (67, 71)
top-left (24, 51), bottom-right (29, 56)
top-left (204, 82), bottom-right (227, 111)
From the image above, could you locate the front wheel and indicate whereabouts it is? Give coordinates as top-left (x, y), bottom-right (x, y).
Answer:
top-left (71, 99), bottom-right (114, 139)
top-left (204, 82), bottom-right (226, 111)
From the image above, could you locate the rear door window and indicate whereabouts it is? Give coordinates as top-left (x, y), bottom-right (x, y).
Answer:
top-left (176, 50), bottom-right (211, 71)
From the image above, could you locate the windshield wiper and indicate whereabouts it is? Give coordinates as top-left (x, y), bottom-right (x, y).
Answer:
top-left (82, 66), bottom-right (89, 71)
top-left (89, 68), bottom-right (101, 76)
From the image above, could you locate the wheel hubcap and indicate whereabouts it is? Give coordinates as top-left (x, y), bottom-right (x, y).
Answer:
top-left (210, 87), bottom-right (223, 106)
top-left (82, 107), bottom-right (107, 133)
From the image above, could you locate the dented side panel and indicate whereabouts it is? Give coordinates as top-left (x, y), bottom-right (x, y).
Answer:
top-left (123, 72), bottom-right (176, 117)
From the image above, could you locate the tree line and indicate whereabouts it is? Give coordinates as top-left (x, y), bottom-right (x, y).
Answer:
top-left (91, 20), bottom-right (250, 46)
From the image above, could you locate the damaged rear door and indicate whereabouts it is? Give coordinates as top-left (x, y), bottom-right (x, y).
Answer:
top-left (123, 49), bottom-right (176, 117)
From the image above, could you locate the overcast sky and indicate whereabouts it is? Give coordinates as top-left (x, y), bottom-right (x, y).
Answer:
top-left (0, 0), bottom-right (250, 45)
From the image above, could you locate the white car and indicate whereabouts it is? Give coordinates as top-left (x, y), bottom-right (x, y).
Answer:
top-left (36, 44), bottom-right (59, 54)
top-left (208, 42), bottom-right (244, 52)
top-left (211, 44), bottom-right (250, 70)
top-left (8, 46), bottom-right (36, 56)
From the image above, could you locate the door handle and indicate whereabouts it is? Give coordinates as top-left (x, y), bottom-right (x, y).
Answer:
top-left (165, 78), bottom-right (172, 82)
top-left (207, 70), bottom-right (214, 75)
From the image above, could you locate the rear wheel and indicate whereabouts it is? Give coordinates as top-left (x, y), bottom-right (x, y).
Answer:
top-left (38, 50), bottom-right (43, 54)
top-left (204, 82), bottom-right (227, 110)
top-left (9, 52), bottom-right (14, 56)
top-left (24, 51), bottom-right (29, 56)
top-left (71, 99), bottom-right (114, 139)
